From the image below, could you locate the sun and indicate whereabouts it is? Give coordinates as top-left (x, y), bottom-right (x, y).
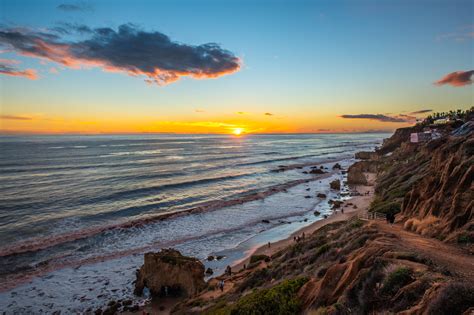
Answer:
top-left (232, 128), bottom-right (244, 136)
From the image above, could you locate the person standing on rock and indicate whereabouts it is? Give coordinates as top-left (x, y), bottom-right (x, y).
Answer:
top-left (219, 280), bottom-right (224, 292)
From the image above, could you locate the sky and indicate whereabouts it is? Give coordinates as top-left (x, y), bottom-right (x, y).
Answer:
top-left (0, 0), bottom-right (473, 134)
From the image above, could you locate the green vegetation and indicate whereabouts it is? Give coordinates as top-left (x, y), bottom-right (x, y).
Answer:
top-left (457, 232), bottom-right (471, 244)
top-left (249, 254), bottom-right (270, 264)
top-left (381, 267), bottom-right (413, 295)
top-left (350, 218), bottom-right (364, 228)
top-left (422, 107), bottom-right (474, 125)
top-left (208, 277), bottom-right (309, 315)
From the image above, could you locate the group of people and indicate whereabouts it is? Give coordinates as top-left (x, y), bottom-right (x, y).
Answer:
top-left (293, 232), bottom-right (305, 242)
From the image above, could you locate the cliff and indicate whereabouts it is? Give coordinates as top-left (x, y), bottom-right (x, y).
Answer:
top-left (370, 120), bottom-right (473, 245)
top-left (170, 120), bottom-right (473, 315)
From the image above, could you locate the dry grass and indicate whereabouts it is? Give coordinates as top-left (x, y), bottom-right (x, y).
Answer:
top-left (404, 216), bottom-right (440, 235)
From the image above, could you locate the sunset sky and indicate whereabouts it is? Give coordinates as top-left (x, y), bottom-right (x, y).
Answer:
top-left (0, 0), bottom-right (473, 134)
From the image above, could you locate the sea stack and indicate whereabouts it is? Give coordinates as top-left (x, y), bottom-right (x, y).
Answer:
top-left (134, 248), bottom-right (206, 297)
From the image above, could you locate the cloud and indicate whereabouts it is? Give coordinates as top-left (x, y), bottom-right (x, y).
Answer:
top-left (0, 114), bottom-right (33, 120)
top-left (0, 24), bottom-right (241, 85)
top-left (195, 109), bottom-right (205, 113)
top-left (264, 112), bottom-right (273, 116)
top-left (57, 3), bottom-right (92, 12)
top-left (340, 114), bottom-right (411, 123)
top-left (435, 25), bottom-right (474, 42)
top-left (409, 109), bottom-right (432, 115)
top-left (0, 64), bottom-right (37, 79)
top-left (236, 112), bottom-right (247, 115)
top-left (434, 70), bottom-right (473, 87)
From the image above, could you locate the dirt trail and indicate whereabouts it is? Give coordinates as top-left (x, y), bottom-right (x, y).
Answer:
top-left (374, 221), bottom-right (474, 281)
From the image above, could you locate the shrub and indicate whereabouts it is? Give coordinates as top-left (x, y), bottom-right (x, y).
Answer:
top-left (230, 277), bottom-right (309, 315)
top-left (249, 254), bottom-right (270, 264)
top-left (381, 267), bottom-right (413, 295)
top-left (238, 268), bottom-right (272, 292)
top-left (457, 232), bottom-right (470, 244)
top-left (428, 282), bottom-right (474, 315)
top-left (350, 219), bottom-right (364, 228)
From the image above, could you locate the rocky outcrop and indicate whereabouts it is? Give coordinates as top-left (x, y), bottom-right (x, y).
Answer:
top-left (355, 151), bottom-right (379, 160)
top-left (347, 160), bottom-right (378, 185)
top-left (134, 248), bottom-right (205, 297)
top-left (330, 179), bottom-right (340, 190)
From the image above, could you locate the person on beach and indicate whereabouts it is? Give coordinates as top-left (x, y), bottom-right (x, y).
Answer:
top-left (268, 242), bottom-right (271, 248)
top-left (385, 212), bottom-right (390, 224)
top-left (219, 280), bottom-right (224, 292)
top-left (225, 265), bottom-right (232, 276)
top-left (302, 232), bottom-right (305, 240)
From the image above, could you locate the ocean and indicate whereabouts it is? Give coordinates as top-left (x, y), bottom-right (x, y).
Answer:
top-left (0, 133), bottom-right (387, 313)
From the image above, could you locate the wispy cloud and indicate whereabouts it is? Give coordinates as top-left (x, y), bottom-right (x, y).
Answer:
top-left (435, 25), bottom-right (474, 42)
top-left (195, 109), bottom-right (206, 113)
top-left (264, 112), bottom-right (273, 116)
top-left (236, 112), bottom-right (247, 115)
top-left (0, 23), bottom-right (241, 85)
top-left (434, 70), bottom-right (473, 87)
top-left (340, 114), bottom-right (413, 123)
top-left (409, 109), bottom-right (432, 115)
top-left (0, 64), bottom-right (37, 80)
top-left (57, 2), bottom-right (93, 12)
top-left (0, 114), bottom-right (33, 120)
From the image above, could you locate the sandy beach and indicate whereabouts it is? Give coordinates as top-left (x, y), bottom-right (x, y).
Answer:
top-left (230, 182), bottom-right (374, 273)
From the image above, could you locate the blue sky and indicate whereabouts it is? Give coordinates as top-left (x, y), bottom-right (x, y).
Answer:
top-left (0, 0), bottom-right (473, 133)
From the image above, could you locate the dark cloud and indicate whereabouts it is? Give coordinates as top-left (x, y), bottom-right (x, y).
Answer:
top-left (434, 70), bottom-right (473, 87)
top-left (0, 24), bottom-right (241, 85)
top-left (0, 64), bottom-right (37, 79)
top-left (340, 114), bottom-right (410, 123)
top-left (0, 114), bottom-right (33, 120)
top-left (57, 3), bottom-right (92, 12)
top-left (409, 109), bottom-right (433, 115)
top-left (264, 112), bottom-right (273, 116)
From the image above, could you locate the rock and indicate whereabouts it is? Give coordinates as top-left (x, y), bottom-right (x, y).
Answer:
top-left (332, 163), bottom-right (342, 170)
top-left (347, 161), bottom-right (378, 185)
top-left (216, 255), bottom-right (224, 260)
top-left (314, 210), bottom-right (321, 216)
top-left (317, 193), bottom-right (327, 199)
top-left (94, 309), bottom-right (102, 315)
top-left (122, 299), bottom-right (132, 306)
top-left (353, 205), bottom-right (358, 209)
top-left (304, 195), bottom-right (312, 198)
top-left (303, 171), bottom-right (309, 174)
top-left (207, 255), bottom-right (214, 261)
top-left (261, 219), bottom-right (270, 224)
top-left (310, 168), bottom-right (326, 174)
top-left (205, 268), bottom-right (214, 275)
top-left (331, 200), bottom-right (344, 209)
top-left (355, 151), bottom-right (378, 160)
top-left (134, 248), bottom-right (206, 297)
top-left (330, 179), bottom-right (341, 190)
top-left (306, 188), bottom-right (311, 191)
top-left (304, 218), bottom-right (308, 222)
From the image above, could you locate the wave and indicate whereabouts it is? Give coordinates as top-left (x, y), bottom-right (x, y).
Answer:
top-left (0, 172), bottom-right (332, 259)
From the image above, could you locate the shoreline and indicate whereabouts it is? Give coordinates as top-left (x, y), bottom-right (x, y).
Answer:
top-left (229, 180), bottom-right (374, 274)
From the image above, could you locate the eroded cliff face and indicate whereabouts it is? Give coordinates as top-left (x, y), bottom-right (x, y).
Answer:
top-left (173, 220), bottom-right (474, 315)
top-left (372, 122), bottom-right (473, 244)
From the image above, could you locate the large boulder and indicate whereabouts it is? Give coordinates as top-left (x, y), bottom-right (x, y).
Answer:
top-left (347, 161), bottom-right (378, 185)
top-left (330, 179), bottom-right (341, 190)
top-left (134, 249), bottom-right (205, 297)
